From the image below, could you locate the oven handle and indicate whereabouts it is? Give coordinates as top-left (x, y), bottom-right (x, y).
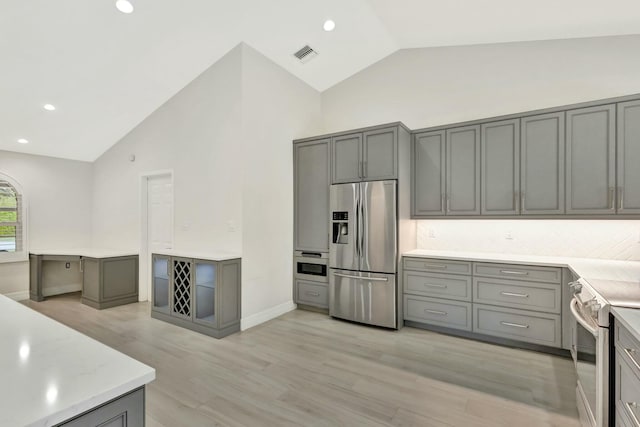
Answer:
top-left (570, 297), bottom-right (599, 337)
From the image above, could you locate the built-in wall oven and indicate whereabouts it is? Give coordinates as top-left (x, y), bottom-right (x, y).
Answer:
top-left (570, 278), bottom-right (610, 427)
top-left (294, 251), bottom-right (328, 283)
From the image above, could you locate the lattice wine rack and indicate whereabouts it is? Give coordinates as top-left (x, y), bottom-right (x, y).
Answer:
top-left (172, 260), bottom-right (192, 317)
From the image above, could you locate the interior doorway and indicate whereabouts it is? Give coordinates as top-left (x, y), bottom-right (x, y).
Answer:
top-left (140, 171), bottom-right (173, 302)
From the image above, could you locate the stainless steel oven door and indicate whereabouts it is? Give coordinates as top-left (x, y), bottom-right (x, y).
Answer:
top-left (570, 297), bottom-right (608, 427)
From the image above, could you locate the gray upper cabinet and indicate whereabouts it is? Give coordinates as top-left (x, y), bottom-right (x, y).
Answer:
top-left (520, 113), bottom-right (565, 215)
top-left (331, 126), bottom-right (398, 183)
top-left (331, 133), bottom-right (362, 183)
top-left (294, 139), bottom-right (330, 252)
top-left (446, 125), bottom-right (480, 215)
top-left (412, 130), bottom-right (446, 216)
top-left (566, 104), bottom-right (616, 215)
top-left (481, 119), bottom-right (520, 215)
top-left (617, 100), bottom-right (640, 214)
top-left (362, 127), bottom-right (397, 180)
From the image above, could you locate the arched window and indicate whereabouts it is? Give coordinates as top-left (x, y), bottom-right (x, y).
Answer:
top-left (0, 174), bottom-right (25, 259)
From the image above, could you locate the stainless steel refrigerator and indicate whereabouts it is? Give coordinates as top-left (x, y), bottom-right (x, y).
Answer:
top-left (329, 180), bottom-right (397, 329)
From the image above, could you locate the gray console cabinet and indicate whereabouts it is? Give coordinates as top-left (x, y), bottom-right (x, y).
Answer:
top-left (446, 125), bottom-right (481, 215)
top-left (566, 104), bottom-right (616, 215)
top-left (481, 119), bottom-right (520, 215)
top-left (520, 112), bottom-right (565, 215)
top-left (294, 139), bottom-right (330, 252)
top-left (412, 130), bottom-right (446, 216)
top-left (617, 100), bottom-right (640, 214)
top-left (151, 254), bottom-right (241, 339)
top-left (331, 126), bottom-right (398, 183)
top-left (82, 256), bottom-right (139, 310)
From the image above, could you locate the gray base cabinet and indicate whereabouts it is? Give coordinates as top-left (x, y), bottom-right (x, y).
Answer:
top-left (57, 387), bottom-right (145, 427)
top-left (151, 254), bottom-right (241, 339)
top-left (403, 256), bottom-right (564, 351)
top-left (82, 256), bottom-right (139, 310)
top-left (615, 320), bottom-right (640, 426)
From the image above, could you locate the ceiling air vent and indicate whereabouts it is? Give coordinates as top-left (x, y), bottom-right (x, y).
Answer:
top-left (293, 45), bottom-right (318, 64)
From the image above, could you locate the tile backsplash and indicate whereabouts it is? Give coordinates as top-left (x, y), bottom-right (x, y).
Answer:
top-left (416, 220), bottom-right (640, 260)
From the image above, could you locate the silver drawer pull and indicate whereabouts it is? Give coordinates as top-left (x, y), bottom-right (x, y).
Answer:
top-left (499, 270), bottom-right (528, 276)
top-left (500, 321), bottom-right (529, 329)
top-left (424, 309), bottom-right (447, 316)
top-left (424, 263), bottom-right (447, 269)
top-left (305, 291), bottom-right (320, 297)
top-left (625, 401), bottom-right (640, 427)
top-left (424, 283), bottom-right (447, 289)
top-left (624, 348), bottom-right (640, 372)
top-left (500, 291), bottom-right (529, 298)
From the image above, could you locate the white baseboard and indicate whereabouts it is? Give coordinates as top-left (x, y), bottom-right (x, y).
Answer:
top-left (241, 300), bottom-right (297, 331)
top-left (42, 284), bottom-right (82, 297)
top-left (4, 290), bottom-right (30, 301)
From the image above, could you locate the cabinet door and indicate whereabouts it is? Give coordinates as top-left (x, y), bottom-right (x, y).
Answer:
top-left (171, 257), bottom-right (193, 320)
top-left (362, 127), bottom-right (397, 180)
top-left (193, 260), bottom-right (216, 326)
top-left (521, 112), bottom-right (565, 215)
top-left (217, 259), bottom-right (241, 329)
top-left (412, 130), bottom-right (446, 216)
top-left (294, 139), bottom-right (330, 252)
top-left (151, 254), bottom-right (170, 314)
top-left (331, 133), bottom-right (362, 183)
top-left (617, 100), bottom-right (640, 214)
top-left (446, 125), bottom-right (480, 215)
top-left (566, 105), bottom-right (616, 215)
top-left (481, 119), bottom-right (520, 215)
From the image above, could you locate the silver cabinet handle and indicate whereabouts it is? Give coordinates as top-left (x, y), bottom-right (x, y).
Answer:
top-left (424, 263), bottom-right (447, 270)
top-left (624, 348), bottom-right (640, 372)
top-left (521, 191), bottom-right (525, 212)
top-left (499, 270), bottom-right (528, 276)
top-left (609, 187), bottom-right (615, 210)
top-left (166, 259), bottom-right (170, 277)
top-left (424, 283), bottom-right (447, 289)
top-left (620, 186), bottom-right (624, 210)
top-left (446, 194), bottom-right (450, 213)
top-left (626, 401), bottom-right (640, 427)
top-left (79, 258), bottom-right (83, 273)
top-left (305, 291), bottom-right (320, 297)
top-left (363, 160), bottom-right (367, 178)
top-left (500, 291), bottom-right (529, 298)
top-left (333, 272), bottom-right (388, 282)
top-left (500, 321), bottom-right (529, 329)
top-left (424, 309), bottom-right (447, 316)
top-left (358, 160), bottom-right (362, 178)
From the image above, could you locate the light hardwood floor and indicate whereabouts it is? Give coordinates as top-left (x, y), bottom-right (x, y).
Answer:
top-left (23, 294), bottom-right (581, 427)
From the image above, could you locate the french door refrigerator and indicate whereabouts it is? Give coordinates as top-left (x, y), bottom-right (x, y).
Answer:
top-left (329, 180), bottom-right (397, 329)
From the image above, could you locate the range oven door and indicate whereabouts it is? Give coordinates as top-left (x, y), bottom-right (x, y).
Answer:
top-left (570, 297), bottom-right (608, 427)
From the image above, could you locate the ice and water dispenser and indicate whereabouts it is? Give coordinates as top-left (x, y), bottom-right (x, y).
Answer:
top-left (332, 211), bottom-right (349, 244)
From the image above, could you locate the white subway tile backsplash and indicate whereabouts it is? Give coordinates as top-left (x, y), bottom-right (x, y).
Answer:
top-left (416, 220), bottom-right (640, 260)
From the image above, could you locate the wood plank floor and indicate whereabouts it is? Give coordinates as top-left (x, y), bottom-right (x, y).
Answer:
top-left (23, 294), bottom-right (581, 426)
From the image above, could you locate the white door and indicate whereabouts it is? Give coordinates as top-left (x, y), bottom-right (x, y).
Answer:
top-left (140, 174), bottom-right (173, 301)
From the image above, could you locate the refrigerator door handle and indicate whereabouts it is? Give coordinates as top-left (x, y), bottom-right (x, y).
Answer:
top-left (333, 272), bottom-right (388, 282)
top-left (360, 183), bottom-right (366, 266)
top-left (354, 186), bottom-right (360, 258)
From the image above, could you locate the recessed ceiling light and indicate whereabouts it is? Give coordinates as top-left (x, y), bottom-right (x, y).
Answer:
top-left (43, 104), bottom-right (56, 111)
top-left (323, 19), bottom-right (336, 32)
top-left (116, 0), bottom-right (134, 14)
top-left (17, 138), bottom-right (29, 144)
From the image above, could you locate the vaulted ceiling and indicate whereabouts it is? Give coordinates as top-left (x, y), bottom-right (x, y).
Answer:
top-left (2, 0), bottom-right (640, 161)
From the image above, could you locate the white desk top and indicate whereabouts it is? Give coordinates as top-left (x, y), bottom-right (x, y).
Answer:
top-left (30, 248), bottom-right (138, 258)
top-left (0, 295), bottom-right (155, 426)
top-left (152, 249), bottom-right (241, 261)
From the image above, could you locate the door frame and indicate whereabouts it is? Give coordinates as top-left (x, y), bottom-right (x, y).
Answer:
top-left (139, 170), bottom-right (174, 302)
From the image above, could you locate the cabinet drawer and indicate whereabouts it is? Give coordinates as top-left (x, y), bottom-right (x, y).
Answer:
top-left (404, 295), bottom-right (472, 331)
top-left (404, 271), bottom-right (472, 301)
top-left (473, 304), bottom-right (561, 347)
top-left (296, 280), bottom-right (328, 308)
top-left (403, 257), bottom-right (471, 275)
top-left (617, 348), bottom-right (640, 427)
top-left (473, 277), bottom-right (561, 314)
top-left (473, 262), bottom-right (561, 283)
top-left (617, 323), bottom-right (640, 370)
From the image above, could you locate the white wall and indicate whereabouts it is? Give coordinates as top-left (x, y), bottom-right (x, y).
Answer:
top-left (92, 45), bottom-right (244, 254)
top-left (0, 150), bottom-right (93, 297)
top-left (321, 35), bottom-right (640, 132)
top-left (239, 44), bottom-right (322, 328)
top-left (417, 220), bottom-right (640, 260)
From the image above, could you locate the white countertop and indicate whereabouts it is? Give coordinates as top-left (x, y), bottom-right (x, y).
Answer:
top-left (152, 249), bottom-right (241, 261)
top-left (403, 249), bottom-right (640, 284)
top-left (612, 306), bottom-right (640, 343)
top-left (30, 248), bottom-right (138, 258)
top-left (0, 295), bottom-right (155, 427)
